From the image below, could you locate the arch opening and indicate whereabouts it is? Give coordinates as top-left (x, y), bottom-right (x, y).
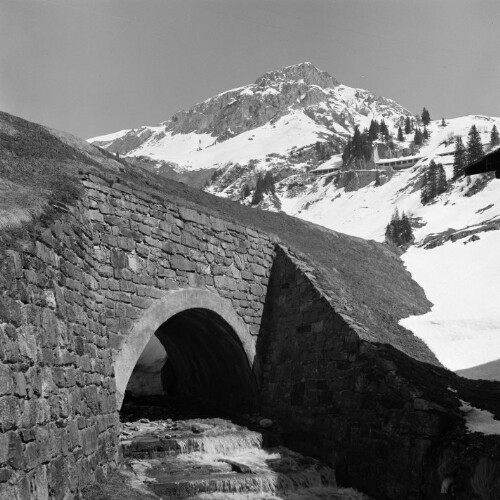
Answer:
top-left (122, 307), bottom-right (258, 420)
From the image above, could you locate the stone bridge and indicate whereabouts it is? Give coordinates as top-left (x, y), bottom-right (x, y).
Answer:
top-left (1, 112), bottom-right (500, 500)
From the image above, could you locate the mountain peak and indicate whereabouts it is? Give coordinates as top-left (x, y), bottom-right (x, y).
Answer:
top-left (254, 62), bottom-right (339, 89)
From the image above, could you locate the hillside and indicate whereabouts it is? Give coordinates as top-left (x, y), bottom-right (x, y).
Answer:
top-left (89, 63), bottom-right (500, 375)
top-left (280, 115), bottom-right (500, 372)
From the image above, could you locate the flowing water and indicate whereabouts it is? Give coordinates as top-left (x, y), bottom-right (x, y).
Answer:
top-left (112, 416), bottom-right (371, 500)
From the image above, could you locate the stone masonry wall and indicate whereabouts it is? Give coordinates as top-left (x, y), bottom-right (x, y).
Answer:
top-left (258, 246), bottom-right (461, 500)
top-left (0, 209), bottom-right (119, 500)
top-left (2, 166), bottom-right (488, 500)
top-left (0, 170), bottom-right (276, 499)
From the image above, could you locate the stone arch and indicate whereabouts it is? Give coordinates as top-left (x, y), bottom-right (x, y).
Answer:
top-left (113, 288), bottom-right (255, 409)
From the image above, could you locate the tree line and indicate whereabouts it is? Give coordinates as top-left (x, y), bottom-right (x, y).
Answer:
top-left (343, 107), bottom-right (435, 163)
top-left (241, 171), bottom-right (275, 205)
top-left (385, 208), bottom-right (414, 247)
top-left (421, 123), bottom-right (499, 204)
top-left (452, 123), bottom-right (498, 179)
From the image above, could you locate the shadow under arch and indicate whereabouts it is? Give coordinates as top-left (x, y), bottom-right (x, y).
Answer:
top-left (113, 288), bottom-right (256, 410)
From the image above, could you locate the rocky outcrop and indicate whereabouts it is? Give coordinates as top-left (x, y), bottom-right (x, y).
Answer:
top-left (337, 151), bottom-right (393, 191)
top-left (90, 62), bottom-right (412, 159)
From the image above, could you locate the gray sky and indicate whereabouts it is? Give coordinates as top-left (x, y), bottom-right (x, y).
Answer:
top-left (1, 0), bottom-right (499, 139)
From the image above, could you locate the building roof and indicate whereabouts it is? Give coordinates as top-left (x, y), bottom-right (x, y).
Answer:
top-left (464, 147), bottom-right (500, 176)
top-left (376, 155), bottom-right (421, 165)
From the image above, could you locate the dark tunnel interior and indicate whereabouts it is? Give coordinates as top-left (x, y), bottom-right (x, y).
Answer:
top-left (122, 308), bottom-right (258, 420)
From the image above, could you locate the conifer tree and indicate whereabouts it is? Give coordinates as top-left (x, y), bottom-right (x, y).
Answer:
top-left (435, 163), bottom-right (447, 195)
top-left (368, 120), bottom-right (379, 142)
top-left (352, 127), bottom-right (363, 159)
top-left (251, 176), bottom-right (265, 205)
top-left (241, 184), bottom-right (251, 199)
top-left (414, 128), bottom-right (423, 146)
top-left (385, 209), bottom-right (414, 246)
top-left (466, 124), bottom-right (484, 163)
top-left (404, 116), bottom-right (412, 134)
top-left (420, 171), bottom-right (430, 204)
top-left (453, 136), bottom-right (467, 179)
top-left (428, 160), bottom-right (438, 200)
top-left (263, 171), bottom-right (275, 193)
top-left (421, 107), bottom-right (431, 126)
top-left (397, 126), bottom-right (404, 142)
top-left (441, 117), bottom-right (446, 127)
top-left (400, 212), bottom-right (414, 243)
top-left (342, 127), bottom-right (372, 162)
top-left (251, 172), bottom-right (275, 205)
top-left (379, 120), bottom-right (388, 136)
top-left (342, 137), bottom-right (352, 162)
top-left (490, 124), bottom-right (500, 148)
top-left (421, 160), bottom-right (447, 204)
top-left (423, 127), bottom-right (429, 140)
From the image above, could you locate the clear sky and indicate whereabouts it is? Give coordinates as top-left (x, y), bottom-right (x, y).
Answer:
top-left (1, 0), bottom-right (499, 139)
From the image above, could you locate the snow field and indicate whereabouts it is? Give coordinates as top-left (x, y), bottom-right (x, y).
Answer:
top-left (400, 231), bottom-right (500, 370)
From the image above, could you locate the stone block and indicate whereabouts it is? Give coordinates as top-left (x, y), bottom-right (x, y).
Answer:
top-left (0, 468), bottom-right (12, 483)
top-left (131, 296), bottom-right (151, 309)
top-left (0, 433), bottom-right (8, 464)
top-left (7, 432), bottom-right (24, 469)
top-left (214, 275), bottom-right (238, 291)
top-left (170, 255), bottom-right (196, 272)
top-left (24, 441), bottom-right (39, 470)
top-left (87, 210), bottom-right (104, 223)
top-left (81, 426), bottom-right (98, 456)
top-left (210, 217), bottom-right (227, 232)
top-left (250, 284), bottom-right (264, 296)
top-left (13, 372), bottom-right (26, 397)
top-left (117, 237), bottom-right (135, 252)
top-left (250, 264), bottom-right (267, 276)
top-left (0, 366), bottom-right (12, 396)
top-left (179, 207), bottom-right (207, 224)
top-left (0, 397), bottom-right (20, 431)
top-left (136, 244), bottom-right (149, 257)
top-left (241, 270), bottom-right (254, 281)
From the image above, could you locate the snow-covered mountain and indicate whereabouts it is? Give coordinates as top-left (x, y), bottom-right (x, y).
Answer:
top-left (89, 62), bottom-right (410, 187)
top-left (89, 63), bottom-right (500, 377)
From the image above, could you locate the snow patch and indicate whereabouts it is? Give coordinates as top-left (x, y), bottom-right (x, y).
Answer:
top-left (88, 128), bottom-right (130, 142)
top-left (400, 231), bottom-right (500, 371)
top-left (460, 400), bottom-right (500, 435)
top-left (121, 110), bottom-right (332, 171)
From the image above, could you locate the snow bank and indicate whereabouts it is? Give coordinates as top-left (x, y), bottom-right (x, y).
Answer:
top-left (400, 231), bottom-right (500, 371)
top-left (460, 400), bottom-right (500, 435)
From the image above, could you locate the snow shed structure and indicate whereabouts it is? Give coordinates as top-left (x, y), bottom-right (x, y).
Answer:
top-left (465, 147), bottom-right (500, 178)
top-left (376, 155), bottom-right (421, 170)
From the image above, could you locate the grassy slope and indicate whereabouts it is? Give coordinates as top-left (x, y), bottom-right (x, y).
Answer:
top-left (0, 110), bottom-right (435, 365)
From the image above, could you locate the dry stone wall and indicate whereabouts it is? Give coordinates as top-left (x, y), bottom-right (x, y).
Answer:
top-left (258, 246), bottom-right (462, 500)
top-left (0, 205), bottom-right (118, 500)
top-left (0, 171), bottom-right (276, 499)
